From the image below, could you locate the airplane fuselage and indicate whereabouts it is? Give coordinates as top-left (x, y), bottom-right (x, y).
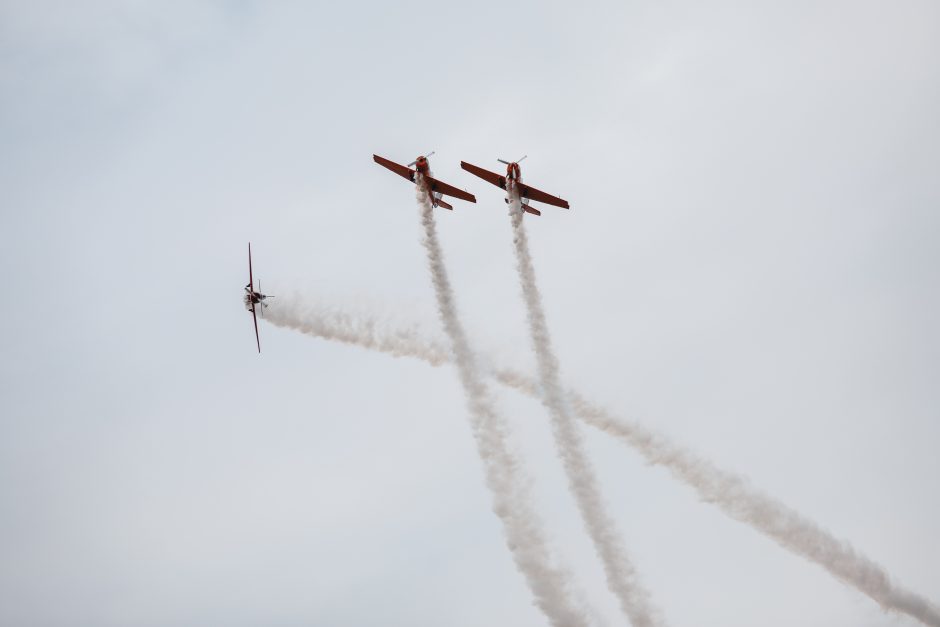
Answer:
top-left (412, 156), bottom-right (446, 208)
top-left (244, 286), bottom-right (266, 309)
top-left (505, 162), bottom-right (526, 205)
top-left (414, 156), bottom-right (430, 176)
top-left (506, 161), bottom-right (522, 184)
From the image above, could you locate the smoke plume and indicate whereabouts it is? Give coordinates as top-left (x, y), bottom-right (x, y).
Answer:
top-left (264, 297), bottom-right (940, 627)
top-left (564, 392), bottom-right (940, 627)
top-left (411, 181), bottom-right (590, 627)
top-left (506, 198), bottom-right (663, 627)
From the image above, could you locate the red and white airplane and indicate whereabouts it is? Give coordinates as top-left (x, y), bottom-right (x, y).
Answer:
top-left (374, 152), bottom-right (476, 210)
top-left (244, 243), bottom-right (272, 353)
top-left (461, 156), bottom-right (569, 216)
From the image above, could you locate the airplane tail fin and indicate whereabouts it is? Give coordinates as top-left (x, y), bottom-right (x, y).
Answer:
top-left (504, 197), bottom-right (541, 215)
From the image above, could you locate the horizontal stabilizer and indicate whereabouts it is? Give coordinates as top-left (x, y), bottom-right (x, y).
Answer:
top-left (436, 197), bottom-right (454, 210)
top-left (524, 205), bottom-right (541, 216)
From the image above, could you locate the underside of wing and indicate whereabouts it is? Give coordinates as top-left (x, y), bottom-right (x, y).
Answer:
top-left (460, 161), bottom-right (507, 190)
top-left (520, 183), bottom-right (570, 209)
top-left (426, 176), bottom-right (477, 203)
top-left (373, 154), bottom-right (417, 183)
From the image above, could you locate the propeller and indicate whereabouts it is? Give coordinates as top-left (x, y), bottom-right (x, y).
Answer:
top-left (259, 278), bottom-right (274, 313)
top-left (498, 155), bottom-right (527, 165)
top-left (407, 151), bottom-right (435, 167)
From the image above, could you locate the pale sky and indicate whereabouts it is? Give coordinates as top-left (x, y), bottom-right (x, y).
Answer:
top-left (1, 1), bottom-right (938, 626)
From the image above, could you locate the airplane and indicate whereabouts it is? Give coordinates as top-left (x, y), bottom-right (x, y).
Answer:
top-left (460, 156), bottom-right (570, 216)
top-left (373, 152), bottom-right (476, 210)
top-left (244, 242), bottom-right (273, 353)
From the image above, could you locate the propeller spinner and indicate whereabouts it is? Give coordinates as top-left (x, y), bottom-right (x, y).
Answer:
top-left (407, 150), bottom-right (435, 167)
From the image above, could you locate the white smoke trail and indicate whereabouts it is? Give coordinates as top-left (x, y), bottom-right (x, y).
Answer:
top-left (412, 180), bottom-right (590, 627)
top-left (264, 300), bottom-right (940, 627)
top-left (564, 393), bottom-right (940, 627)
top-left (506, 197), bottom-right (663, 627)
top-left (262, 297), bottom-right (451, 366)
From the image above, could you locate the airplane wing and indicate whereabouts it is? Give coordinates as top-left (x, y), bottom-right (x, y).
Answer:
top-left (519, 183), bottom-right (570, 209)
top-left (425, 176), bottom-right (476, 203)
top-left (373, 154), bottom-right (417, 183)
top-left (460, 161), bottom-right (507, 190)
top-left (248, 243), bottom-right (254, 292)
top-left (251, 301), bottom-right (261, 353)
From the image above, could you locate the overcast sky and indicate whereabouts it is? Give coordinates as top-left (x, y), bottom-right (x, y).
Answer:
top-left (1, 1), bottom-right (938, 625)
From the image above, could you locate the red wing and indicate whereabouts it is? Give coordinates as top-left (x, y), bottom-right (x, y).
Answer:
top-left (373, 154), bottom-right (417, 183)
top-left (519, 183), bottom-right (570, 209)
top-left (248, 242), bottom-right (254, 292)
top-left (460, 161), bottom-right (507, 190)
top-left (251, 302), bottom-right (261, 353)
top-left (425, 176), bottom-right (476, 203)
